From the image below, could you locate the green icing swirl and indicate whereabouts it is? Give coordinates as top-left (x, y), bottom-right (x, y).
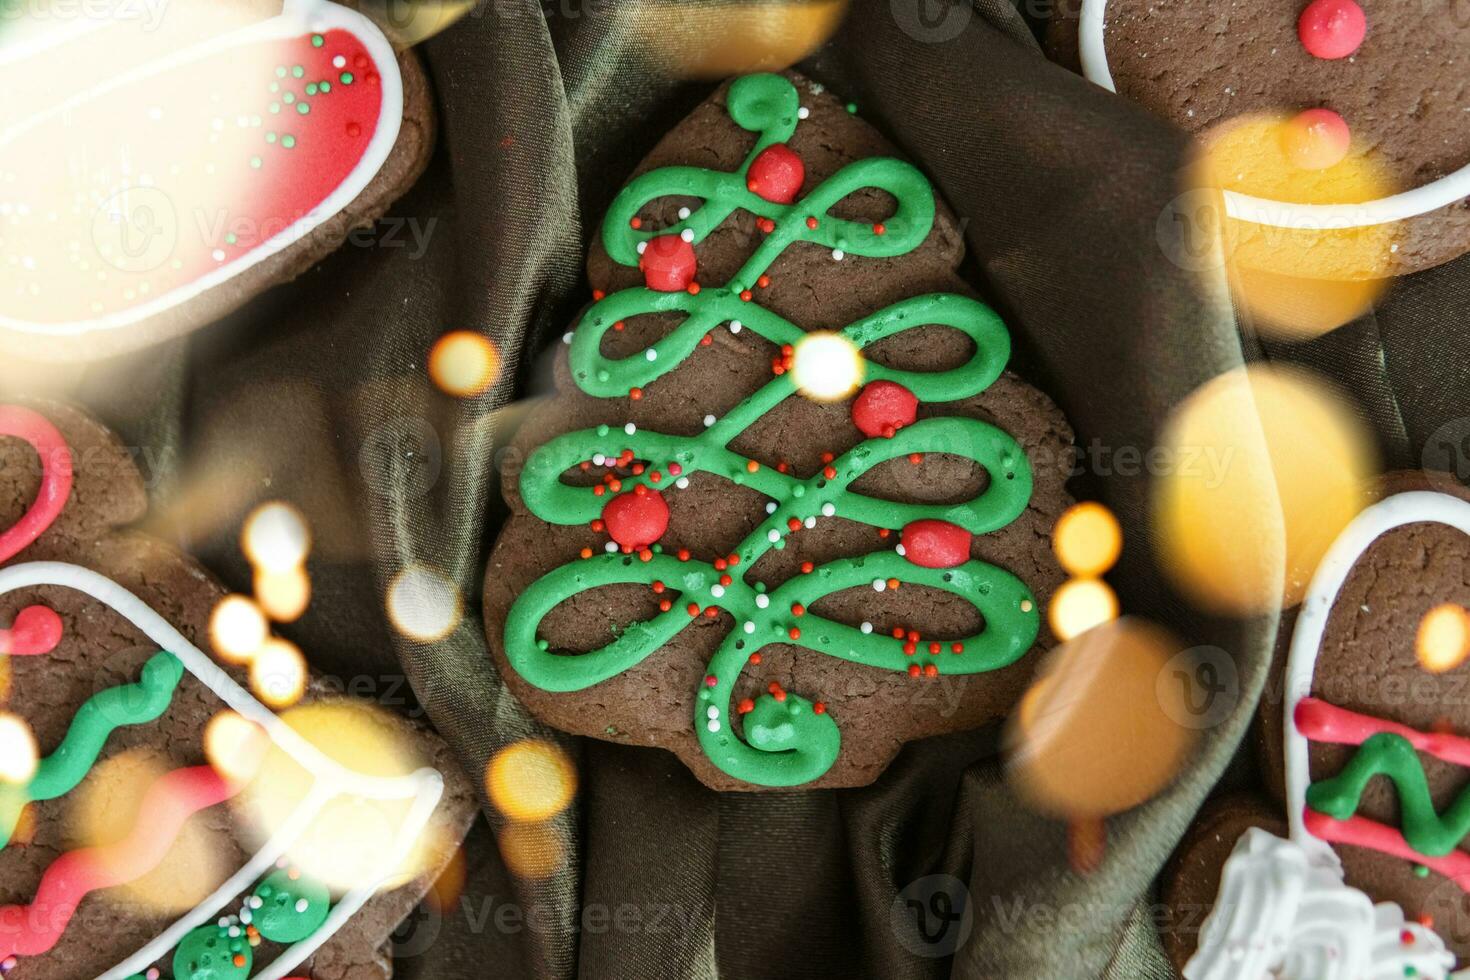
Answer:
top-left (0, 651), bottom-right (182, 848)
top-left (505, 72), bottom-right (1039, 787)
top-left (1307, 731), bottom-right (1470, 858)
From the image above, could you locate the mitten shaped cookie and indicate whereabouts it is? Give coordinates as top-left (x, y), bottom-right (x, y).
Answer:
top-left (483, 72), bottom-right (1074, 791)
top-left (0, 400), bottom-right (476, 979)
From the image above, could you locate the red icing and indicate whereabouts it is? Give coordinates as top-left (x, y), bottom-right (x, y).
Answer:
top-left (602, 486), bottom-right (670, 549)
top-left (1298, 0), bottom-right (1366, 60)
top-left (1295, 696), bottom-right (1470, 767)
top-left (746, 144), bottom-right (805, 204)
top-left (0, 766), bottom-right (240, 959)
top-left (0, 406), bottom-right (74, 563)
top-left (900, 520), bottom-right (973, 569)
top-left (851, 381), bottom-right (918, 438)
top-left (4, 29), bottom-right (385, 326)
top-left (1303, 808), bottom-right (1470, 891)
top-left (639, 235), bottom-right (697, 292)
top-left (1282, 108), bottom-right (1351, 171)
top-left (0, 606), bottom-right (63, 657)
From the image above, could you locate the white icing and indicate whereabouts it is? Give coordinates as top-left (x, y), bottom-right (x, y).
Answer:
top-left (0, 0), bottom-right (404, 337)
top-left (1185, 828), bottom-right (1454, 980)
top-left (1078, 0), bottom-right (1470, 228)
top-left (1282, 492), bottom-right (1470, 850)
top-left (0, 561), bottom-right (445, 980)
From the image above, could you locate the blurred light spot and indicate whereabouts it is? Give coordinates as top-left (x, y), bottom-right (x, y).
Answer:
top-left (203, 711), bottom-right (270, 786)
top-left (1418, 604), bottom-right (1470, 674)
top-left (242, 501), bottom-right (311, 574)
top-left (1008, 618), bottom-right (1197, 819)
top-left (254, 565), bottom-right (312, 623)
top-left (386, 564), bottom-right (463, 643)
top-left (74, 748), bottom-right (229, 913)
top-left (0, 712), bottom-right (37, 784)
top-left (624, 0), bottom-right (848, 78)
top-left (1053, 502), bottom-right (1123, 578)
top-left (791, 331), bottom-right (863, 403)
top-left (429, 330), bottom-right (501, 398)
top-left (1048, 578), bottom-right (1119, 642)
top-left (1154, 364), bottom-right (1374, 616)
top-left (352, 0), bottom-right (478, 46)
top-left (1068, 817), bottom-right (1107, 875)
top-left (210, 594), bottom-right (269, 664)
top-left (249, 638), bottom-right (308, 709)
top-left (424, 842), bottom-right (467, 914)
top-left (1189, 112), bottom-right (1396, 337)
top-left (243, 701), bottom-right (435, 892)
top-left (486, 740), bottom-right (576, 823)
top-left (498, 821), bottom-right (566, 879)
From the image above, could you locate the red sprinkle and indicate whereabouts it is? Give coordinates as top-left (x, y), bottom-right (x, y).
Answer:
top-left (630, 217), bottom-right (643, 229)
top-left (923, 664), bottom-right (938, 678)
top-left (800, 561), bottom-right (814, 574)
top-left (813, 702), bottom-right (826, 714)
top-left (738, 698), bottom-right (756, 714)
top-left (907, 664), bottom-right (921, 678)
top-left (705, 675), bottom-right (718, 687)
top-left (788, 626), bottom-right (801, 640)
top-left (688, 603), bottom-right (700, 616)
top-left (792, 603), bottom-right (806, 616)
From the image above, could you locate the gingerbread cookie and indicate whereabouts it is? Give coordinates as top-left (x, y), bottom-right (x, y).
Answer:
top-left (0, 399), bottom-right (476, 978)
top-left (1048, 0), bottom-right (1470, 277)
top-left (482, 72), bottom-right (1074, 792)
top-left (0, 0), bottom-right (436, 360)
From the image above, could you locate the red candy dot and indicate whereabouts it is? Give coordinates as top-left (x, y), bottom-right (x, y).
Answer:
top-left (1282, 108), bottom-right (1352, 170)
top-left (900, 520), bottom-right (973, 569)
top-left (746, 144), bottom-right (805, 204)
top-left (639, 235), bottom-right (697, 292)
top-left (851, 380), bottom-right (918, 438)
top-left (1298, 0), bottom-right (1366, 60)
top-left (601, 487), bottom-right (669, 550)
top-left (2, 605), bottom-right (63, 656)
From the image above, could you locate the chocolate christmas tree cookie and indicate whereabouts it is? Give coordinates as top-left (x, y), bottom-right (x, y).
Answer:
top-left (1048, 0), bottom-right (1470, 276)
top-left (0, 0), bottom-right (436, 360)
top-left (0, 399), bottom-right (476, 978)
top-left (482, 72), bottom-right (1074, 791)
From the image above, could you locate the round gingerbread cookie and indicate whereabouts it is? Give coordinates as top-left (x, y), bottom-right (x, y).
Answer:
top-left (0, 399), bottom-right (476, 979)
top-left (0, 0), bottom-right (436, 361)
top-left (1047, 0), bottom-right (1470, 277)
top-left (481, 71), bottom-right (1075, 792)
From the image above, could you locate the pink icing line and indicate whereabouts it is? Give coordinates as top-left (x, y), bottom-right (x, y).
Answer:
top-left (1295, 696), bottom-right (1470, 768)
top-left (1303, 808), bottom-right (1470, 891)
top-left (0, 406), bottom-right (73, 565)
top-left (0, 765), bottom-right (238, 959)
top-left (0, 605), bottom-right (62, 656)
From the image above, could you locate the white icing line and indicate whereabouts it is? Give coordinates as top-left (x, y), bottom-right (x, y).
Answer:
top-left (1078, 0), bottom-right (1470, 228)
top-left (1282, 492), bottom-right (1470, 852)
top-left (0, 561), bottom-right (446, 977)
top-left (0, 0), bottom-right (404, 337)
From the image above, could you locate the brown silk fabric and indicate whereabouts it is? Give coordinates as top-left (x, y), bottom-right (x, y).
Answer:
top-left (38, 0), bottom-right (1470, 976)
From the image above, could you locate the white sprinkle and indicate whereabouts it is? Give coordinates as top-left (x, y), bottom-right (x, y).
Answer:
top-left (707, 705), bottom-right (720, 719)
top-left (593, 453), bottom-right (606, 465)
top-left (676, 477), bottom-right (690, 489)
top-left (873, 578), bottom-right (886, 592)
top-left (334, 55), bottom-right (347, 68)
top-left (729, 320), bottom-right (742, 334)
top-left (212, 249), bottom-right (226, 262)
top-left (703, 414), bottom-right (716, 427)
top-left (767, 529), bottom-right (781, 542)
top-left (765, 502), bottom-right (778, 514)
top-left (797, 106), bottom-right (810, 119)
top-left (218, 917), bottom-right (230, 929)
top-left (803, 516), bottom-right (816, 529)
top-left (831, 248), bottom-right (845, 261)
top-left (860, 621), bottom-right (873, 634)
top-left (821, 502), bottom-right (835, 517)
top-left (229, 925), bottom-right (241, 938)
top-left (744, 621), bottom-right (756, 634)
top-left (679, 228), bottom-right (695, 244)
top-left (605, 542), bottom-right (619, 553)
top-left (239, 909), bottom-right (252, 925)
top-left (755, 594), bottom-right (770, 609)
top-left (624, 422), bottom-right (637, 435)
top-left (896, 544), bottom-right (906, 556)
top-left (707, 720), bottom-right (721, 733)
top-left (249, 896), bottom-right (264, 909)
top-left (678, 206), bottom-right (692, 219)
top-left (646, 348), bottom-right (658, 361)
top-left (563, 331), bottom-right (574, 344)
top-left (636, 241), bottom-right (648, 254)
top-left (295, 898), bottom-right (310, 913)
top-left (711, 584), bottom-right (725, 598)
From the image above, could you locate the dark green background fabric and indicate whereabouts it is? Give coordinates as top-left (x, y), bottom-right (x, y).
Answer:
top-left (28, 0), bottom-right (1470, 976)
